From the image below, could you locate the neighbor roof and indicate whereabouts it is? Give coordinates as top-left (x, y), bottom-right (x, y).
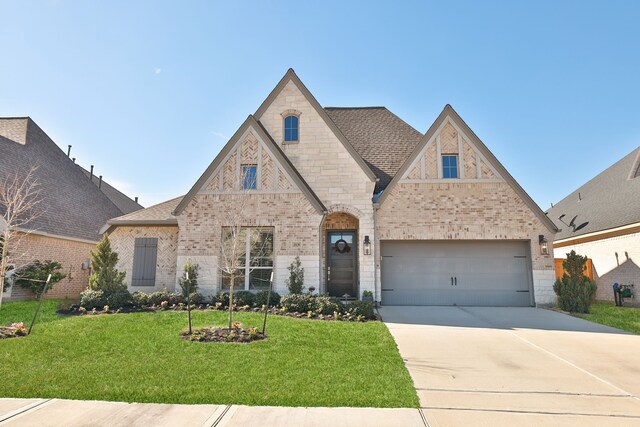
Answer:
top-left (325, 107), bottom-right (423, 193)
top-left (548, 147), bottom-right (640, 241)
top-left (0, 117), bottom-right (142, 241)
top-left (80, 167), bottom-right (143, 214)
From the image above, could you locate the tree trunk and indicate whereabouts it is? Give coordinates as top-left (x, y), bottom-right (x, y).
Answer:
top-left (228, 272), bottom-right (234, 330)
top-left (0, 241), bottom-right (8, 310)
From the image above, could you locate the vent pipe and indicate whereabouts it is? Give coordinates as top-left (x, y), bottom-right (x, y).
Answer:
top-left (72, 157), bottom-right (76, 164)
top-left (89, 165), bottom-right (94, 181)
top-left (67, 145), bottom-right (72, 157)
top-left (98, 175), bottom-right (103, 189)
top-left (134, 197), bottom-right (138, 203)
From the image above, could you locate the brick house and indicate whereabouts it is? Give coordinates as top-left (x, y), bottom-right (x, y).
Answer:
top-left (0, 117), bottom-right (142, 300)
top-left (548, 147), bottom-right (640, 304)
top-left (104, 69), bottom-right (557, 306)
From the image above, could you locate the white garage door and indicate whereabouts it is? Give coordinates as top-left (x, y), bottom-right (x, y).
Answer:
top-left (381, 241), bottom-right (533, 306)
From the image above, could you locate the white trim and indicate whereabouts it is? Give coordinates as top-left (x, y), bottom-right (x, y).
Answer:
top-left (401, 178), bottom-right (503, 184)
top-left (554, 221), bottom-right (640, 244)
top-left (436, 135), bottom-right (442, 178)
top-left (197, 189), bottom-right (302, 195)
top-left (257, 142), bottom-right (263, 190)
top-left (457, 132), bottom-right (464, 179)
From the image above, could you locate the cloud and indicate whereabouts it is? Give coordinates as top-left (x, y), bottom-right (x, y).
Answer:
top-left (210, 131), bottom-right (229, 140)
top-left (153, 67), bottom-right (162, 75)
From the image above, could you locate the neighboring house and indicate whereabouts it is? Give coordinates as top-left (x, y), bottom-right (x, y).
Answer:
top-left (548, 147), bottom-right (640, 304)
top-left (0, 117), bottom-right (142, 300)
top-left (104, 69), bottom-right (557, 306)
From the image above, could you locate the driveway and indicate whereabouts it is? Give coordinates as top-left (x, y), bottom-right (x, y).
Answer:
top-left (380, 306), bottom-right (640, 427)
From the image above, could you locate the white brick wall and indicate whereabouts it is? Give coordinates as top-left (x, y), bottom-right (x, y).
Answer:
top-left (533, 269), bottom-right (556, 306)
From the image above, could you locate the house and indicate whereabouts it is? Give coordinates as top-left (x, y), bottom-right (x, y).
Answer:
top-left (0, 117), bottom-right (142, 300)
top-left (103, 69), bottom-right (557, 306)
top-left (548, 147), bottom-right (640, 304)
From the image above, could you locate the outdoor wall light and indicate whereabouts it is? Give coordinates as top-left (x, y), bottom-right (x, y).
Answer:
top-left (538, 235), bottom-right (549, 255)
top-left (363, 235), bottom-right (372, 255)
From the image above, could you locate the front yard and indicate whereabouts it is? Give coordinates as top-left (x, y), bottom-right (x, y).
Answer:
top-left (0, 301), bottom-right (418, 408)
top-left (574, 301), bottom-right (640, 334)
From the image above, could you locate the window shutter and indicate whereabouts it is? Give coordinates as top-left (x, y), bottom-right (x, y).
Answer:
top-left (132, 238), bottom-right (158, 286)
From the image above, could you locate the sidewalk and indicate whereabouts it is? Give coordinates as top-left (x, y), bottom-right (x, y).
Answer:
top-left (0, 398), bottom-right (426, 427)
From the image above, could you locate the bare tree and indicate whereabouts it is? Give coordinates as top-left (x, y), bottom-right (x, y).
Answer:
top-left (0, 165), bottom-right (43, 309)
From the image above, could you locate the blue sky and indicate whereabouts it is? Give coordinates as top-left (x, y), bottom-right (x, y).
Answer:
top-left (1, 1), bottom-right (639, 208)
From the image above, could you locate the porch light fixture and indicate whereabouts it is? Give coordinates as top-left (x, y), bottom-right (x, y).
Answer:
top-left (363, 235), bottom-right (372, 255)
top-left (538, 235), bottom-right (549, 255)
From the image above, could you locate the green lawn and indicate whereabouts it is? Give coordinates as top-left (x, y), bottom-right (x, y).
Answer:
top-left (0, 301), bottom-right (418, 408)
top-left (574, 302), bottom-right (640, 334)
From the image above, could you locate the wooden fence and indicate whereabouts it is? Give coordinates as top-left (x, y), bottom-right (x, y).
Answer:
top-left (554, 258), bottom-right (594, 281)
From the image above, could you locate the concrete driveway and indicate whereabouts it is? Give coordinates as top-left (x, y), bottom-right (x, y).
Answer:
top-left (380, 306), bottom-right (640, 427)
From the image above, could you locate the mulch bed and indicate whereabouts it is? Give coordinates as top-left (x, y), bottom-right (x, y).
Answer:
top-left (182, 326), bottom-right (266, 343)
top-left (0, 324), bottom-right (27, 340)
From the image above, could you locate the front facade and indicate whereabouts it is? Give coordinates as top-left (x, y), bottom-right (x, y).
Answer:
top-left (549, 147), bottom-right (640, 304)
top-left (105, 70), bottom-right (557, 306)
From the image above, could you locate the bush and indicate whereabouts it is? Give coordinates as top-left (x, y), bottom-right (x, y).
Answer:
top-left (106, 290), bottom-right (133, 309)
top-left (187, 292), bottom-right (204, 305)
top-left (312, 295), bottom-right (344, 315)
top-left (553, 250), bottom-right (597, 313)
top-left (14, 260), bottom-right (66, 295)
top-left (132, 291), bottom-right (149, 307)
top-left (233, 290), bottom-right (255, 307)
top-left (346, 301), bottom-right (375, 319)
top-left (88, 236), bottom-right (127, 293)
top-left (178, 260), bottom-right (199, 297)
top-left (286, 256), bottom-right (304, 294)
top-left (80, 289), bottom-right (106, 309)
top-left (148, 289), bottom-right (184, 306)
top-left (281, 293), bottom-right (315, 313)
top-left (254, 290), bottom-right (281, 307)
top-left (214, 292), bottom-right (229, 307)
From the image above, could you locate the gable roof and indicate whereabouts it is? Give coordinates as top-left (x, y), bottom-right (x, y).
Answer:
top-left (172, 115), bottom-right (326, 216)
top-left (0, 117), bottom-right (141, 241)
top-left (101, 196), bottom-right (181, 234)
top-left (80, 167), bottom-right (143, 214)
top-left (376, 105), bottom-right (558, 233)
top-left (325, 107), bottom-right (423, 193)
top-left (254, 69), bottom-right (378, 183)
top-left (547, 147), bottom-right (640, 241)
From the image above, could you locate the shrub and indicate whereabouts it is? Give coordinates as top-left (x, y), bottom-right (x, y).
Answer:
top-left (80, 289), bottom-right (106, 309)
top-left (132, 291), bottom-right (149, 307)
top-left (106, 290), bottom-right (133, 309)
top-left (233, 290), bottom-right (255, 307)
top-left (313, 295), bottom-right (344, 315)
top-left (148, 289), bottom-right (184, 306)
top-left (254, 290), bottom-right (281, 307)
top-left (346, 301), bottom-right (375, 319)
top-left (281, 293), bottom-right (315, 313)
top-left (178, 260), bottom-right (199, 297)
top-left (286, 256), bottom-right (304, 294)
top-left (214, 292), bottom-right (230, 307)
top-left (187, 292), bottom-right (204, 305)
top-left (88, 236), bottom-right (127, 293)
top-left (14, 260), bottom-right (66, 295)
top-left (553, 250), bottom-right (597, 313)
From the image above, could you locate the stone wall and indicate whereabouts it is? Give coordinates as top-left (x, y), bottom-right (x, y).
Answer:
top-left (109, 226), bottom-right (179, 293)
top-left (4, 232), bottom-right (95, 301)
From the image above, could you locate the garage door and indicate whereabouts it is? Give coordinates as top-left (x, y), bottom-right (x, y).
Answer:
top-left (381, 241), bottom-right (532, 306)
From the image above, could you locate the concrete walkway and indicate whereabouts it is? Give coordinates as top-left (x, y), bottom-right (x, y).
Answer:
top-left (0, 398), bottom-right (426, 427)
top-left (379, 306), bottom-right (640, 427)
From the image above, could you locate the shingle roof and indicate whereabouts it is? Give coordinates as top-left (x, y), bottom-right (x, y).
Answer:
top-left (324, 107), bottom-right (423, 193)
top-left (80, 167), bottom-right (143, 214)
top-left (0, 118), bottom-right (142, 241)
top-left (109, 196), bottom-right (181, 223)
top-left (547, 147), bottom-right (640, 240)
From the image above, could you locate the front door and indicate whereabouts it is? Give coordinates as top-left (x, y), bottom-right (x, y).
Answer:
top-left (327, 231), bottom-right (357, 297)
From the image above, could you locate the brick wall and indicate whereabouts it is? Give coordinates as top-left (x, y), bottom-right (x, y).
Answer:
top-left (5, 232), bottom-right (95, 301)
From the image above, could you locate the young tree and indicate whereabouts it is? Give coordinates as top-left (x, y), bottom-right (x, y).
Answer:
top-left (88, 235), bottom-right (126, 293)
top-left (0, 165), bottom-right (42, 310)
top-left (286, 256), bottom-right (304, 294)
top-left (178, 260), bottom-right (199, 334)
top-left (553, 250), bottom-right (597, 313)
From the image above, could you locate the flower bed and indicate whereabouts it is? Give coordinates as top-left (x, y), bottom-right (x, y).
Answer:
top-left (182, 322), bottom-right (266, 343)
top-left (0, 322), bottom-right (27, 339)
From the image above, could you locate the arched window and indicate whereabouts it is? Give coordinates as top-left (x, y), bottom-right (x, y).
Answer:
top-left (284, 115), bottom-right (299, 142)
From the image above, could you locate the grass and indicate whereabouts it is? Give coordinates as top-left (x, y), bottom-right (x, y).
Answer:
top-left (0, 300), bottom-right (418, 408)
top-left (574, 301), bottom-right (640, 334)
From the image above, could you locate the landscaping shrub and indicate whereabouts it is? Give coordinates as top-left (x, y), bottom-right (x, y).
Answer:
top-left (80, 289), bottom-right (106, 309)
top-left (214, 292), bottom-right (229, 307)
top-left (106, 290), bottom-right (133, 309)
top-left (280, 293), bottom-right (315, 313)
top-left (346, 301), bottom-right (375, 319)
top-left (553, 250), bottom-right (597, 313)
top-left (312, 295), bottom-right (344, 315)
top-left (178, 260), bottom-right (199, 297)
top-left (14, 260), bottom-right (66, 295)
top-left (88, 236), bottom-right (127, 294)
top-left (132, 291), bottom-right (149, 307)
top-left (286, 256), bottom-right (304, 294)
top-left (233, 290), bottom-right (256, 307)
top-left (255, 290), bottom-right (281, 307)
top-left (148, 289), bottom-right (184, 306)
top-left (188, 292), bottom-right (204, 305)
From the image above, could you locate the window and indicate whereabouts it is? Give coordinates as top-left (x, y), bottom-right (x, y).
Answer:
top-left (222, 228), bottom-right (274, 291)
top-left (242, 165), bottom-right (257, 190)
top-left (132, 238), bottom-right (158, 286)
top-left (284, 115), bottom-right (299, 142)
top-left (442, 155), bottom-right (459, 179)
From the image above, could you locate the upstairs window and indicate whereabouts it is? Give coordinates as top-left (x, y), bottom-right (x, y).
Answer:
top-left (242, 165), bottom-right (257, 190)
top-left (442, 155), bottom-right (459, 179)
top-left (284, 115), bottom-right (299, 142)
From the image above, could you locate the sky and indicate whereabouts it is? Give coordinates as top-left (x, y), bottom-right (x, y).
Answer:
top-left (1, 1), bottom-right (639, 209)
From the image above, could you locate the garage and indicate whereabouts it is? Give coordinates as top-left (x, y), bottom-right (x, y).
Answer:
top-left (381, 240), bottom-right (533, 306)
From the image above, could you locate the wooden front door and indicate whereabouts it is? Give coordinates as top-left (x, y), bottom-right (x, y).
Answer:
top-left (327, 231), bottom-right (357, 297)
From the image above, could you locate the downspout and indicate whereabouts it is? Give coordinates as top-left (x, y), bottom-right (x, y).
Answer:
top-left (318, 210), bottom-right (327, 294)
top-left (373, 203), bottom-right (379, 305)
